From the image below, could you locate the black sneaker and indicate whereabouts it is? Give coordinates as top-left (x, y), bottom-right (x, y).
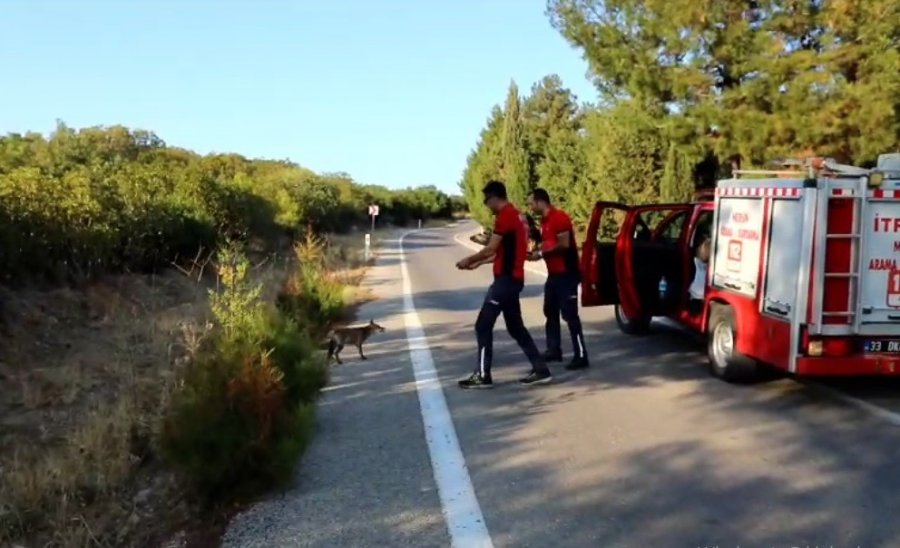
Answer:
top-left (519, 370), bottom-right (552, 386)
top-left (458, 372), bottom-right (493, 389)
top-left (542, 350), bottom-right (563, 362)
top-left (566, 357), bottom-right (590, 371)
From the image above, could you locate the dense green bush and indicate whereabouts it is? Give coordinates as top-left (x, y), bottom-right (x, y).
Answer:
top-left (160, 246), bottom-right (326, 497)
top-left (266, 316), bottom-right (329, 405)
top-left (0, 123), bottom-right (456, 286)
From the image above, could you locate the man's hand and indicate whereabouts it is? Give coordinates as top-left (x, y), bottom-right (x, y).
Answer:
top-left (471, 257), bottom-right (492, 269)
top-left (457, 233), bottom-right (501, 271)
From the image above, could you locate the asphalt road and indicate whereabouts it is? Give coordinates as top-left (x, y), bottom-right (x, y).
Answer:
top-left (224, 220), bottom-right (900, 548)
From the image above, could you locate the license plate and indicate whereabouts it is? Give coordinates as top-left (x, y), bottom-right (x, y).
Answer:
top-left (864, 340), bottom-right (900, 353)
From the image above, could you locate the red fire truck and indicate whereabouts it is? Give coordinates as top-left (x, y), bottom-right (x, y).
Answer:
top-left (580, 153), bottom-right (900, 382)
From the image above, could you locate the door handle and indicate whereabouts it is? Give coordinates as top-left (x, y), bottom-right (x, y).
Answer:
top-left (766, 305), bottom-right (789, 316)
top-left (723, 282), bottom-right (742, 291)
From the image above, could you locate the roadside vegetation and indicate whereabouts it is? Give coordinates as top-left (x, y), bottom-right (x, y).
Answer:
top-left (0, 124), bottom-right (460, 546)
top-left (462, 1), bottom-right (900, 227)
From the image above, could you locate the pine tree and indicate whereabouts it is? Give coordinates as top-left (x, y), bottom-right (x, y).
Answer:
top-left (581, 101), bottom-right (665, 206)
top-left (548, 0), bottom-right (900, 176)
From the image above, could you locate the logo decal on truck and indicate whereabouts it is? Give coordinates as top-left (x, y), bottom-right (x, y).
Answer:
top-left (887, 267), bottom-right (900, 308)
top-left (727, 239), bottom-right (743, 272)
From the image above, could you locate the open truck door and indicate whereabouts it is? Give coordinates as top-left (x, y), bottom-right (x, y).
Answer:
top-left (581, 202), bottom-right (628, 307)
top-left (617, 204), bottom-right (693, 326)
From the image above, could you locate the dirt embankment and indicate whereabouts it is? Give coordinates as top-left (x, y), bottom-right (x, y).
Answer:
top-left (0, 268), bottom-right (236, 546)
top-left (0, 230), bottom-right (387, 547)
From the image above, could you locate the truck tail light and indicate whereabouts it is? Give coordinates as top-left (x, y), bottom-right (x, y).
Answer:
top-left (807, 340), bottom-right (824, 356)
top-left (807, 338), bottom-right (853, 357)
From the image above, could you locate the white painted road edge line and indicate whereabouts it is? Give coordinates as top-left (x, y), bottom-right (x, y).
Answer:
top-left (399, 230), bottom-right (494, 548)
top-left (801, 381), bottom-right (900, 427)
top-left (453, 227), bottom-right (900, 427)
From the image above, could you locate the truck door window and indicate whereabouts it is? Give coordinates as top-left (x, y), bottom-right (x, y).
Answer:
top-left (657, 211), bottom-right (688, 244)
top-left (598, 208), bottom-right (627, 243)
top-left (632, 209), bottom-right (687, 244)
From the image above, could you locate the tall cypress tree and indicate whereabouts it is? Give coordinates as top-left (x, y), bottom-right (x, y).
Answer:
top-left (660, 142), bottom-right (696, 204)
top-left (461, 106), bottom-right (504, 228)
top-left (501, 81), bottom-right (532, 207)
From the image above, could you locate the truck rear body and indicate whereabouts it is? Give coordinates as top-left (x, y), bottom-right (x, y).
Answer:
top-left (581, 154), bottom-right (900, 379)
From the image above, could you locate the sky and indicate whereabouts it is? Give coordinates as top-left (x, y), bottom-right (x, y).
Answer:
top-left (0, 1), bottom-right (597, 194)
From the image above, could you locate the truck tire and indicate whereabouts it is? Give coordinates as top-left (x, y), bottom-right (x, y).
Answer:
top-left (614, 303), bottom-right (651, 335)
top-left (707, 305), bottom-right (759, 383)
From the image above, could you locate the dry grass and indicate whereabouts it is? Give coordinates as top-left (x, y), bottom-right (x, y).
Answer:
top-left (321, 229), bottom-right (393, 308)
top-left (0, 225), bottom-right (398, 546)
top-left (0, 254), bottom-right (294, 547)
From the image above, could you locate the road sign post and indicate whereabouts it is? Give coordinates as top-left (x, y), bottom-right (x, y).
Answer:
top-left (365, 204), bottom-right (379, 261)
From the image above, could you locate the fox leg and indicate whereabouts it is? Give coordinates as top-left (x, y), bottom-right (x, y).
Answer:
top-left (334, 342), bottom-right (344, 365)
top-left (327, 339), bottom-right (336, 362)
top-left (357, 342), bottom-right (367, 360)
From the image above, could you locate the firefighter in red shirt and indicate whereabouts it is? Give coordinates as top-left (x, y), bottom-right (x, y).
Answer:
top-left (526, 188), bottom-right (589, 370)
top-left (455, 180), bottom-right (552, 388)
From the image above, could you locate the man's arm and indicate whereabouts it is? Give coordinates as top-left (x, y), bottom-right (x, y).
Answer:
top-left (544, 231), bottom-right (571, 255)
top-left (465, 255), bottom-right (495, 269)
top-left (456, 233), bottom-right (502, 269)
top-left (529, 230), bottom-right (571, 260)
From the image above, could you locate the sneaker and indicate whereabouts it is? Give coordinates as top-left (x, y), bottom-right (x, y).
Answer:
top-left (542, 350), bottom-right (563, 362)
top-left (458, 372), bottom-right (493, 389)
top-left (565, 357), bottom-right (590, 371)
top-left (519, 370), bottom-right (552, 386)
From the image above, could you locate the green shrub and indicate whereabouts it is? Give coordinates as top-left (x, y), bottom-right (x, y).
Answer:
top-left (276, 236), bottom-right (345, 337)
top-left (160, 344), bottom-right (305, 496)
top-left (266, 317), bottom-right (329, 404)
top-left (160, 245), bottom-right (325, 498)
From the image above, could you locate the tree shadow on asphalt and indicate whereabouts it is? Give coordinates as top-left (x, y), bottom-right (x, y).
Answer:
top-left (298, 315), bottom-right (900, 547)
top-left (351, 281), bottom-right (900, 546)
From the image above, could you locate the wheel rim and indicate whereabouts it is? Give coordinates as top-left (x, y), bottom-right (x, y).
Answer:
top-left (615, 304), bottom-right (631, 324)
top-left (712, 322), bottom-right (734, 365)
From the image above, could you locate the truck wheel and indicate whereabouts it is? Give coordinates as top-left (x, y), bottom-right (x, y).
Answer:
top-left (707, 306), bottom-right (759, 383)
top-left (614, 303), bottom-right (650, 335)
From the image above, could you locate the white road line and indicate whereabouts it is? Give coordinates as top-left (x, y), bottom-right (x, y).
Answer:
top-left (801, 381), bottom-right (900, 427)
top-left (453, 228), bottom-right (900, 427)
top-left (399, 230), bottom-right (494, 548)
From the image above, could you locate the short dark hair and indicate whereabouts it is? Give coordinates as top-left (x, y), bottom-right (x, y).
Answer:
top-left (530, 188), bottom-right (551, 204)
top-left (482, 180), bottom-right (507, 200)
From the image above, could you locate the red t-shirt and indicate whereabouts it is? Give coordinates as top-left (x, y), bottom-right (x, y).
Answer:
top-left (493, 203), bottom-right (527, 281)
top-left (541, 207), bottom-right (580, 276)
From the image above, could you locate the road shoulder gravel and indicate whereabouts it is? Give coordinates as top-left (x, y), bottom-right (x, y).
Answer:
top-left (221, 236), bottom-right (449, 548)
